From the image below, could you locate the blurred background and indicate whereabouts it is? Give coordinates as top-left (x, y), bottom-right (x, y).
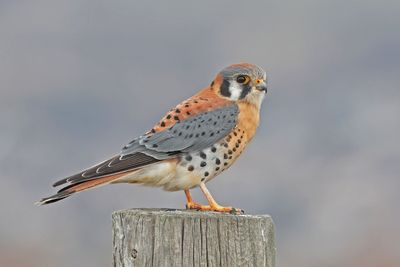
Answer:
top-left (1, 0), bottom-right (399, 266)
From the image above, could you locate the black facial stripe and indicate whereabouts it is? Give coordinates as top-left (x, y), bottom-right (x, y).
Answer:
top-left (239, 84), bottom-right (252, 99)
top-left (220, 79), bottom-right (231, 97)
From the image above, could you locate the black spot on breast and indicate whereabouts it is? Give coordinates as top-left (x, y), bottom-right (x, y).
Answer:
top-left (186, 125), bottom-right (190, 130)
top-left (211, 146), bottom-right (217, 152)
top-left (185, 155), bottom-right (192, 161)
top-left (200, 152), bottom-right (207, 159)
top-left (224, 162), bottom-right (228, 166)
top-left (224, 154), bottom-right (228, 159)
top-left (210, 81), bottom-right (214, 87)
top-left (166, 114), bottom-right (171, 119)
top-left (152, 144), bottom-right (158, 148)
top-left (151, 128), bottom-right (156, 133)
top-left (201, 132), bottom-right (205, 136)
top-left (175, 109), bottom-right (181, 113)
top-left (189, 134), bottom-right (193, 138)
top-left (200, 161), bottom-right (207, 167)
top-left (185, 104), bottom-right (190, 108)
top-left (210, 132), bottom-right (214, 137)
top-left (195, 134), bottom-right (199, 137)
top-left (215, 167), bottom-right (220, 171)
top-left (160, 121), bottom-right (165, 127)
top-left (220, 79), bottom-right (231, 97)
top-left (228, 150), bottom-right (233, 155)
top-left (201, 178), bottom-right (205, 181)
top-left (186, 111), bottom-right (191, 115)
top-left (216, 158), bottom-right (221, 165)
top-left (204, 171), bottom-right (209, 177)
top-left (174, 116), bottom-right (180, 121)
top-left (188, 165), bottom-right (194, 171)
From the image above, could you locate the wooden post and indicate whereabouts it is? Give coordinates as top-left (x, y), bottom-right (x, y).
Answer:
top-left (112, 209), bottom-right (275, 267)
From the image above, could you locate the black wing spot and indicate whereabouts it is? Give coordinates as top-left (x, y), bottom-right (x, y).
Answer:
top-left (200, 161), bottom-right (207, 167)
top-left (160, 121), bottom-right (166, 127)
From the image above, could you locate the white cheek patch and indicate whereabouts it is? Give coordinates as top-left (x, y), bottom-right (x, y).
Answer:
top-left (229, 81), bottom-right (242, 101)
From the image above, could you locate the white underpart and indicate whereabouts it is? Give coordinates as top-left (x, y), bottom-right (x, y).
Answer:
top-left (114, 162), bottom-right (176, 187)
top-left (229, 81), bottom-right (242, 100)
top-left (246, 89), bottom-right (266, 109)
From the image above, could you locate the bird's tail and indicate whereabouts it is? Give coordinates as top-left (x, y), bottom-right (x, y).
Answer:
top-left (36, 173), bottom-right (125, 205)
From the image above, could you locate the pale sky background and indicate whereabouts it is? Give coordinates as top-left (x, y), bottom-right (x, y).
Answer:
top-left (1, 1), bottom-right (399, 266)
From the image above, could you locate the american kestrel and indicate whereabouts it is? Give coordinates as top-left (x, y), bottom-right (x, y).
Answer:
top-left (38, 63), bottom-right (268, 213)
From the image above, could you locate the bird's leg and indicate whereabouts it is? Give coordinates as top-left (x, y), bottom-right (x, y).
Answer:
top-left (185, 189), bottom-right (209, 210)
top-left (199, 182), bottom-right (242, 213)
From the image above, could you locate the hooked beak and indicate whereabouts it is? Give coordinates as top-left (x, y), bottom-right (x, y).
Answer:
top-left (255, 81), bottom-right (268, 93)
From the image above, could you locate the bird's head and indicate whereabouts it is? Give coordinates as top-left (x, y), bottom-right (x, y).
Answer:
top-left (212, 63), bottom-right (267, 107)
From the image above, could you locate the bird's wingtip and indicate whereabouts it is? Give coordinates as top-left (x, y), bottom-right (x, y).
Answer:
top-left (35, 191), bottom-right (72, 206)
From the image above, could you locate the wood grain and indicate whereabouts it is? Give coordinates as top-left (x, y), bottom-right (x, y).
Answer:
top-left (112, 209), bottom-right (275, 267)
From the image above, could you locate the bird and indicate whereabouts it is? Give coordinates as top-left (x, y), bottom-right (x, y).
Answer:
top-left (38, 63), bottom-right (268, 213)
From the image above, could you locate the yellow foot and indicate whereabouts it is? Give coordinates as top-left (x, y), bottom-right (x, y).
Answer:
top-left (186, 202), bottom-right (243, 214)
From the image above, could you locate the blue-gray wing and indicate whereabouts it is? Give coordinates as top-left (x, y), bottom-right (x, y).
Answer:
top-left (121, 104), bottom-right (239, 158)
top-left (53, 104), bottom-right (238, 187)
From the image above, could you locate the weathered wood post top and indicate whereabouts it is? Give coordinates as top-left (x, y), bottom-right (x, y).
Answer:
top-left (112, 208), bottom-right (275, 267)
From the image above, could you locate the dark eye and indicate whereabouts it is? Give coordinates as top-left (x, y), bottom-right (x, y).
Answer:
top-left (236, 75), bottom-right (249, 84)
